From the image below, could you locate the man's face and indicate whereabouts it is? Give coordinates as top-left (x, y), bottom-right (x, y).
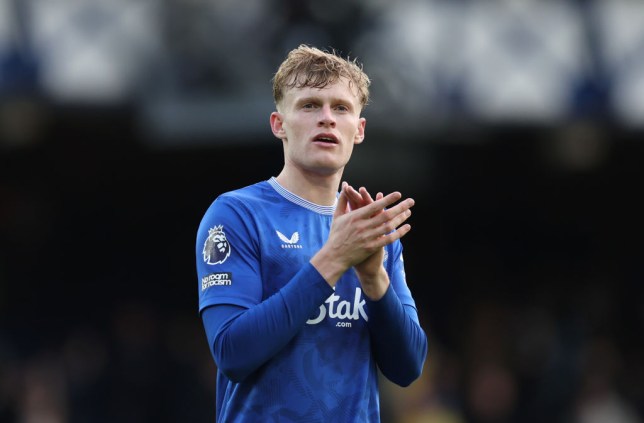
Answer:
top-left (270, 77), bottom-right (366, 177)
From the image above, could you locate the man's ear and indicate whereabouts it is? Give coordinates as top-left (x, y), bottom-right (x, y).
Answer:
top-left (354, 117), bottom-right (366, 145)
top-left (270, 112), bottom-right (286, 140)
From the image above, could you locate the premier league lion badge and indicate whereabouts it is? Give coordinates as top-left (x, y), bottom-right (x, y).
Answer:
top-left (203, 225), bottom-right (231, 265)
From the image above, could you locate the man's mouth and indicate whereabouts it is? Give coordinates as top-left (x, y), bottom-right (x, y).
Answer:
top-left (313, 134), bottom-right (339, 144)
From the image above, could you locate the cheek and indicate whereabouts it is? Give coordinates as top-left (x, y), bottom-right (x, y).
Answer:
top-left (344, 125), bottom-right (361, 141)
top-left (284, 120), bottom-right (304, 137)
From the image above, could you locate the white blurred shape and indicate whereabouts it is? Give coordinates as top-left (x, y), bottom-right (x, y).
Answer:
top-left (576, 394), bottom-right (642, 423)
top-left (0, 0), bottom-right (15, 51)
top-left (28, 0), bottom-right (160, 103)
top-left (460, 0), bottom-right (590, 123)
top-left (593, 0), bottom-right (644, 128)
top-left (355, 0), bottom-right (462, 127)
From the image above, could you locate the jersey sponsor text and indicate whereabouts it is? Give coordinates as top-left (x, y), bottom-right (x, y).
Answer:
top-left (307, 287), bottom-right (368, 325)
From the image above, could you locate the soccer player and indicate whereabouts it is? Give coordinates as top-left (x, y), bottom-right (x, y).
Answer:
top-left (195, 44), bottom-right (428, 422)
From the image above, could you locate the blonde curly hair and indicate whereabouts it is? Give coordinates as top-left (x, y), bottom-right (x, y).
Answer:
top-left (272, 44), bottom-right (371, 109)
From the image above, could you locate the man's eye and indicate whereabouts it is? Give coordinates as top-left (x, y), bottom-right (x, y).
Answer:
top-left (336, 105), bottom-right (349, 112)
top-left (303, 103), bottom-right (316, 109)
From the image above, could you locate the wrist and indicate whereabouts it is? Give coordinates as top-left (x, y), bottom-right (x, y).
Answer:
top-left (310, 246), bottom-right (350, 287)
top-left (356, 267), bottom-right (389, 300)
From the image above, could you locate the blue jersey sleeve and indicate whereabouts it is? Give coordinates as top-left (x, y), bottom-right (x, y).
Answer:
top-left (201, 263), bottom-right (334, 382)
top-left (367, 242), bottom-right (428, 386)
top-left (366, 284), bottom-right (428, 386)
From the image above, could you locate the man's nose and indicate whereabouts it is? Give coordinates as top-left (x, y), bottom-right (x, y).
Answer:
top-left (318, 105), bottom-right (336, 127)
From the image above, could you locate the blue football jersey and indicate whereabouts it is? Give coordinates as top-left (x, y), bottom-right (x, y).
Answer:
top-left (196, 177), bottom-right (417, 422)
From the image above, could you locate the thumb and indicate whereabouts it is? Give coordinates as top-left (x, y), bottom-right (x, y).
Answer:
top-left (334, 189), bottom-right (349, 218)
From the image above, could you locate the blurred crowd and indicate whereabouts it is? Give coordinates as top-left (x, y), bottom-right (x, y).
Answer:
top-left (1, 268), bottom-right (642, 423)
top-left (0, 299), bottom-right (216, 423)
top-left (2, 0), bottom-right (644, 135)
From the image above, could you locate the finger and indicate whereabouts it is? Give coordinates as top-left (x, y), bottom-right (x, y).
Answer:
top-left (385, 208), bottom-right (413, 234)
top-left (360, 195), bottom-right (413, 225)
top-left (358, 187), bottom-right (376, 206)
top-left (344, 183), bottom-right (363, 210)
top-left (358, 199), bottom-right (414, 240)
top-left (378, 223), bottom-right (412, 246)
top-left (355, 191), bottom-right (403, 218)
top-left (373, 208), bottom-right (414, 244)
top-left (365, 206), bottom-right (413, 241)
top-left (334, 188), bottom-right (349, 218)
top-left (348, 185), bottom-right (362, 203)
top-left (375, 198), bottom-right (414, 225)
top-left (358, 187), bottom-right (385, 218)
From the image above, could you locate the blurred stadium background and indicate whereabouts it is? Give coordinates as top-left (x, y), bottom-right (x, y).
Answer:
top-left (1, 0), bottom-right (643, 422)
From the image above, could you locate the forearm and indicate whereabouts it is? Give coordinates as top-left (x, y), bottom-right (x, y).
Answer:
top-left (203, 263), bottom-right (334, 382)
top-left (355, 263), bottom-right (389, 300)
top-left (310, 244), bottom-right (349, 288)
top-left (366, 285), bottom-right (428, 386)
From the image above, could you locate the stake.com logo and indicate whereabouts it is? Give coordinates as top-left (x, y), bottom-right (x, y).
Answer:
top-left (306, 287), bottom-right (367, 328)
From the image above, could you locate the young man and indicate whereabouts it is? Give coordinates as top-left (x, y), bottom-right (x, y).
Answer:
top-left (195, 44), bottom-right (428, 422)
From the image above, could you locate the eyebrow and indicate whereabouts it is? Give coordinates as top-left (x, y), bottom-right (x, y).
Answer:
top-left (294, 95), bottom-right (355, 108)
top-left (295, 96), bottom-right (320, 105)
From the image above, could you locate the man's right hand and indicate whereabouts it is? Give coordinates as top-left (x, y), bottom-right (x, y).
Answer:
top-left (310, 182), bottom-right (414, 288)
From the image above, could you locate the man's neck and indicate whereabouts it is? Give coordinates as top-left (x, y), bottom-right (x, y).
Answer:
top-left (275, 169), bottom-right (342, 206)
